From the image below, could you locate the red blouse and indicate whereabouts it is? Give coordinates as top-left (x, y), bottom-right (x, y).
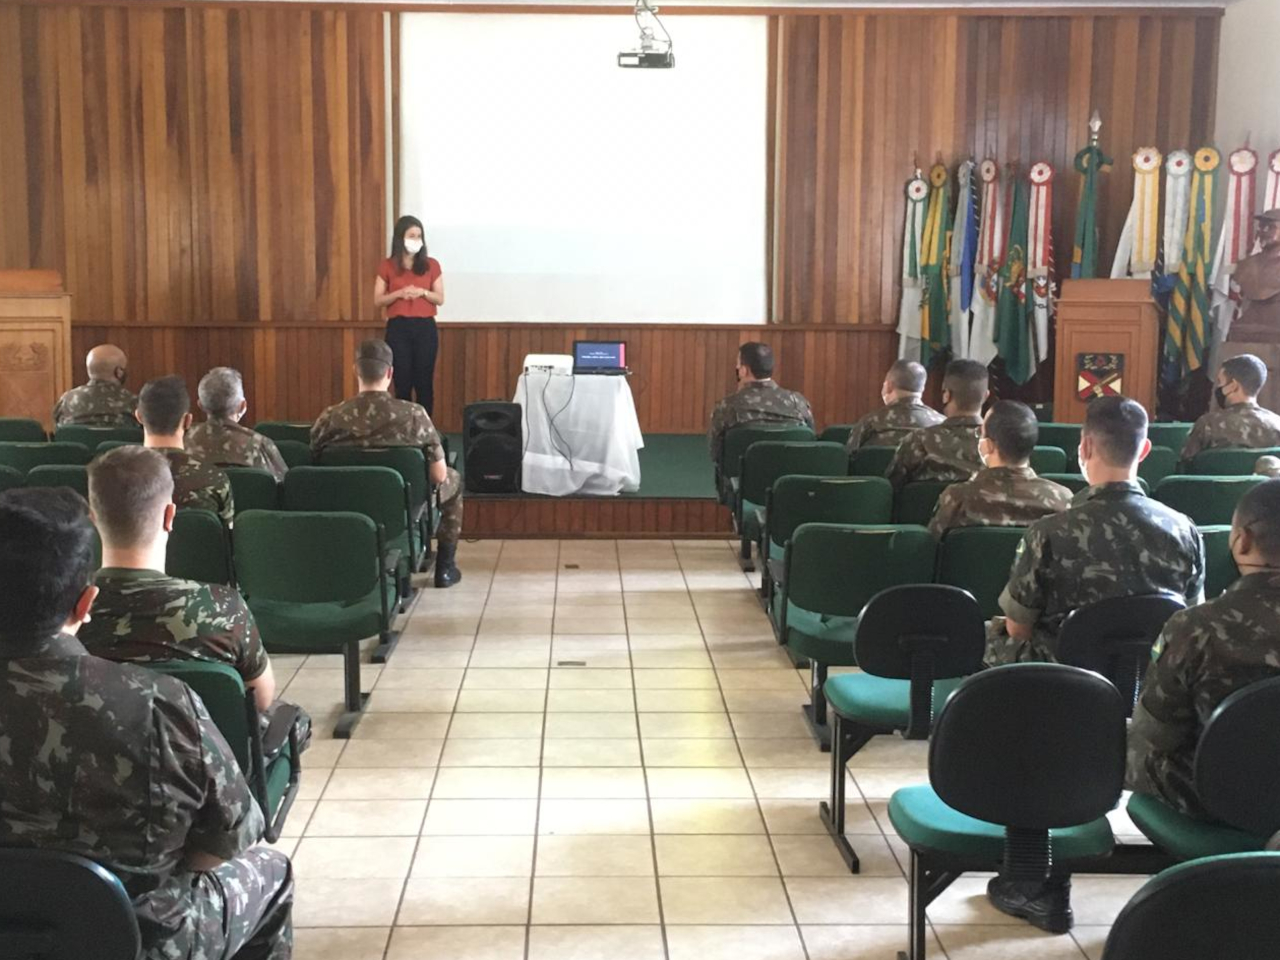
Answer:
top-left (378, 256), bottom-right (442, 319)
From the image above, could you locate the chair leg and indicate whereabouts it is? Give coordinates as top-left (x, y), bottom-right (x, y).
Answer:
top-left (738, 536), bottom-right (755, 573)
top-left (820, 712), bottom-right (877, 873)
top-left (801, 662), bottom-right (831, 751)
top-left (898, 851), bottom-right (959, 960)
top-left (334, 642), bottom-right (370, 739)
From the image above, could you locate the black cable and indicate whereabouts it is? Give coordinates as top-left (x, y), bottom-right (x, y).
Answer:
top-left (635, 0), bottom-right (673, 55)
top-left (546, 373), bottom-right (577, 473)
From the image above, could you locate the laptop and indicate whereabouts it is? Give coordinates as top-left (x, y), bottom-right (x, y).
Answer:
top-left (572, 340), bottom-right (629, 376)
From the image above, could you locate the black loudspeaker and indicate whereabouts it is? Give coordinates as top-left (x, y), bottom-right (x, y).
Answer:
top-left (463, 401), bottom-right (522, 494)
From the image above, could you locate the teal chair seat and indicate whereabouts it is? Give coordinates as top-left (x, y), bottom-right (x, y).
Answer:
top-left (250, 582), bottom-right (394, 652)
top-left (890, 785), bottom-right (1116, 862)
top-left (781, 604), bottom-right (858, 666)
top-left (1126, 793), bottom-right (1267, 862)
top-left (826, 673), bottom-right (965, 730)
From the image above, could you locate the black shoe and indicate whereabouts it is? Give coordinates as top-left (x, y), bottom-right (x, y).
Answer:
top-left (986, 876), bottom-right (1073, 934)
top-left (434, 542), bottom-right (462, 588)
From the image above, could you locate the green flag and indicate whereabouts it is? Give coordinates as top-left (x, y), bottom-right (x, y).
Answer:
top-left (1071, 142), bottom-right (1112, 279)
top-left (1165, 147), bottom-right (1220, 376)
top-left (919, 164), bottom-right (953, 365)
top-left (996, 176), bottom-right (1034, 384)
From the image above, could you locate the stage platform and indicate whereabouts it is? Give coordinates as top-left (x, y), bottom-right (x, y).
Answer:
top-left (451, 434), bottom-right (731, 539)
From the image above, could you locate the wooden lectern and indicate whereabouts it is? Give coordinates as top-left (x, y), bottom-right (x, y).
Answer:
top-left (0, 271), bottom-right (73, 433)
top-left (1052, 279), bottom-right (1160, 424)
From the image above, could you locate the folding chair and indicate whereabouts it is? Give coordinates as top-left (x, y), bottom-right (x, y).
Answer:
top-left (0, 417), bottom-right (46, 442)
top-left (848, 445), bottom-right (897, 477)
top-left (0, 442), bottom-right (90, 474)
top-left (166, 509), bottom-right (234, 585)
top-left (53, 424), bottom-right (143, 450)
top-left (253, 421), bottom-right (313, 445)
top-left (718, 423), bottom-right (815, 507)
top-left (1198, 525), bottom-right (1241, 598)
top-left (25, 464), bottom-right (88, 498)
top-left (894, 480), bottom-right (954, 525)
top-left (1028, 446), bottom-right (1067, 474)
top-left (1189, 447), bottom-right (1280, 476)
top-left (1139, 446), bottom-right (1178, 488)
top-left (734, 440), bottom-right (847, 570)
top-left (821, 584), bottom-right (985, 871)
top-left (317, 446), bottom-right (434, 568)
top-left (223, 467), bottom-right (279, 512)
top-left (935, 526), bottom-right (1026, 619)
top-left (1155, 475), bottom-right (1265, 525)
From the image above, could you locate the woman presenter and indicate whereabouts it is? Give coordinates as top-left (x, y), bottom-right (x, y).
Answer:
top-left (374, 215), bottom-right (444, 414)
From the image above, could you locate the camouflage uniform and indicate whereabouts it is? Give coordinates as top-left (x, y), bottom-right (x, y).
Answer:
top-left (0, 632), bottom-right (293, 960)
top-left (928, 466), bottom-right (1073, 539)
top-left (885, 414), bottom-right (983, 491)
top-left (155, 447), bottom-right (235, 525)
top-left (986, 481), bottom-right (1205, 665)
top-left (845, 398), bottom-right (944, 454)
top-left (311, 390), bottom-right (463, 543)
top-left (1180, 401), bottom-right (1280, 464)
top-left (52, 379), bottom-right (137, 427)
top-left (1127, 571), bottom-right (1280, 820)
top-left (707, 380), bottom-right (815, 463)
top-left (188, 419), bottom-right (288, 482)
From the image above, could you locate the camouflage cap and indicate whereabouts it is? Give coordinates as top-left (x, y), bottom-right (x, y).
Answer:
top-left (356, 339), bottom-right (394, 366)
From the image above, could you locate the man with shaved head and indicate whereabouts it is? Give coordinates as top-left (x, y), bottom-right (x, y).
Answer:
top-left (845, 359), bottom-right (944, 454)
top-left (52, 344), bottom-right (137, 427)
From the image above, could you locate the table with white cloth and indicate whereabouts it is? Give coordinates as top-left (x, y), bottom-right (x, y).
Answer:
top-left (513, 372), bottom-right (644, 496)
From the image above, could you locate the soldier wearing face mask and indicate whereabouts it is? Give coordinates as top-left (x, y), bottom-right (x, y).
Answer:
top-left (1178, 353), bottom-right (1280, 467)
top-left (374, 215), bottom-right (445, 417)
top-left (53, 344), bottom-right (137, 427)
top-left (844, 359), bottom-right (944, 455)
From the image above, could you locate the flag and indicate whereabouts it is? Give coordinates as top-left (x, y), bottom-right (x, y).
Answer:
top-left (1027, 161), bottom-right (1055, 366)
top-left (969, 159), bottom-right (1004, 366)
top-left (897, 171), bottom-right (930, 361)
top-left (995, 172), bottom-right (1035, 385)
top-left (919, 163), bottom-right (953, 365)
top-left (1071, 140), bottom-right (1112, 279)
top-left (948, 161), bottom-right (979, 358)
top-left (1111, 148), bottom-right (1163, 279)
top-left (1209, 148), bottom-right (1258, 352)
top-left (1165, 147), bottom-right (1220, 377)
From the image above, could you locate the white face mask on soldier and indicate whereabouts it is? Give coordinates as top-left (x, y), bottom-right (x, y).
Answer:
top-left (404, 238), bottom-right (424, 255)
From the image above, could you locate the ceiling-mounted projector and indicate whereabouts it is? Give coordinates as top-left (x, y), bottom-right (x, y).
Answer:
top-left (618, 0), bottom-right (674, 69)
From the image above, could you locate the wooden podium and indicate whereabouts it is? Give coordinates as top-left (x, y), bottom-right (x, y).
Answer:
top-left (0, 271), bottom-right (73, 433)
top-left (1052, 279), bottom-right (1160, 424)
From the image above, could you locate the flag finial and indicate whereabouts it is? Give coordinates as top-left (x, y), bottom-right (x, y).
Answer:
top-left (1089, 110), bottom-right (1103, 147)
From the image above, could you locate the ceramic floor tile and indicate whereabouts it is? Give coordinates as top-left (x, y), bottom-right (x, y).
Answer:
top-left (439, 737), bottom-right (543, 767)
top-left (467, 649), bottom-right (552, 668)
top-left (541, 737), bottom-right (642, 766)
top-left (925, 876), bottom-right (1023, 925)
top-left (372, 668), bottom-right (465, 690)
top-left (630, 650), bottom-right (715, 669)
top-left (297, 769), bottom-right (331, 802)
top-left (543, 712), bottom-right (640, 738)
top-left (655, 834), bottom-right (778, 876)
top-left (1071, 926), bottom-right (1111, 960)
top-left (462, 668), bottom-right (551, 689)
top-left (722, 689), bottom-right (809, 712)
top-left (535, 834), bottom-right (656, 876)
top-left (304, 799), bottom-right (426, 837)
top-left (933, 925), bottom-right (1093, 959)
top-left (293, 877), bottom-right (404, 927)
top-left (300, 740), bottom-right (344, 769)
top-left (540, 766), bottom-right (649, 799)
top-left (646, 766), bottom-right (755, 798)
top-left (748, 767), bottom-right (832, 799)
top-left (432, 766), bottom-right (542, 798)
top-left (447, 712), bottom-right (546, 738)
top-left (291, 836), bottom-right (416, 879)
top-left (632, 669), bottom-right (719, 689)
top-left (279, 799), bottom-right (315, 839)
top-left (660, 876), bottom-right (793, 924)
top-left (334, 739), bottom-right (443, 768)
top-left (455, 689), bottom-right (547, 712)
top-left (738, 738), bottom-right (828, 768)
top-left (785, 876), bottom-right (908, 924)
top-left (367, 688), bottom-right (459, 713)
top-left (801, 925), bottom-right (943, 960)
top-left (773, 833), bottom-right (901, 877)
top-left (350, 713), bottom-right (451, 740)
top-left (666, 925), bottom-right (807, 960)
top-left (642, 738), bottom-right (743, 767)
top-left (650, 798), bottom-right (766, 835)
top-left (397, 877), bottom-right (532, 924)
top-left (322, 767), bottom-right (437, 800)
top-left (538, 798), bottom-right (652, 835)
top-left (849, 767), bottom-right (930, 799)
top-left (545, 688), bottom-right (637, 712)
top-left (634, 688), bottom-right (725, 712)
top-left (716, 669), bottom-right (809, 690)
top-left (638, 711), bottom-right (734, 738)
top-left (385, 925), bottom-right (526, 960)
top-left (844, 736), bottom-right (930, 768)
top-left (1069, 876), bottom-right (1149, 926)
top-left (527, 925), bottom-right (665, 960)
top-left (410, 835), bottom-right (536, 877)
top-left (292, 927), bottom-right (390, 960)
top-left (548, 667), bottom-right (634, 689)
top-left (420, 799), bottom-right (538, 836)
top-left (531, 876), bottom-right (661, 924)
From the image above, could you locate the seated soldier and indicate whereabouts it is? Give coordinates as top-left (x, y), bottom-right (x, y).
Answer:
top-left (311, 339), bottom-right (463, 587)
top-left (927, 400), bottom-right (1072, 538)
top-left (1180, 354), bottom-right (1280, 466)
top-left (707, 341), bottom-right (815, 466)
top-left (1127, 479), bottom-right (1280, 819)
top-left (886, 358), bottom-right (988, 491)
top-left (986, 396), bottom-right (1205, 668)
top-left (187, 367), bottom-right (287, 481)
top-left (0, 487), bottom-right (292, 960)
top-left (137, 375), bottom-right (234, 525)
top-left (846, 359), bottom-right (943, 455)
top-left (52, 343), bottom-right (137, 427)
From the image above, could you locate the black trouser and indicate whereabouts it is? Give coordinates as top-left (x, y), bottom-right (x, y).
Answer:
top-left (385, 317), bottom-right (439, 416)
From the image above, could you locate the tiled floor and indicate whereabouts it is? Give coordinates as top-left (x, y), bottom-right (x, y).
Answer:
top-left (271, 538), bottom-right (1144, 960)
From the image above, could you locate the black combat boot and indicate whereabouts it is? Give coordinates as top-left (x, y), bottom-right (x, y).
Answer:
top-left (434, 541), bottom-right (462, 588)
top-left (986, 875), bottom-right (1074, 934)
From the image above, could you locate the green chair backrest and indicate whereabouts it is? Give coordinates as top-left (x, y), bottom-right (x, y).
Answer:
top-left (740, 441), bottom-right (847, 507)
top-left (1147, 422), bottom-right (1194, 453)
top-left (1041, 472), bottom-right (1089, 494)
top-left (254, 421), bottom-right (313, 445)
top-left (223, 467), bottom-right (279, 512)
top-left (167, 509), bottom-right (233, 585)
top-left (895, 479), bottom-right (955, 525)
top-left (849, 445), bottom-right (897, 477)
top-left (721, 424), bottom-right (816, 482)
top-left (53, 425), bottom-right (143, 450)
top-left (1190, 447), bottom-right (1280, 477)
top-left (0, 418), bottom-right (46, 442)
top-left (316, 446), bottom-right (431, 517)
top-left (786, 522), bottom-right (937, 618)
top-left (282, 466), bottom-right (408, 543)
top-left (0, 442), bottom-right (90, 474)
top-left (1037, 423), bottom-right (1083, 455)
top-left (1029, 446), bottom-right (1067, 475)
top-left (1139, 446), bottom-right (1178, 488)
top-left (147, 660), bottom-right (252, 771)
top-left (819, 424), bottom-right (855, 446)
top-left (94, 440), bottom-right (138, 454)
top-left (274, 439), bottom-right (312, 469)
top-left (1155, 476), bottom-right (1266, 526)
top-left (766, 476), bottom-right (893, 549)
top-left (936, 526), bottom-right (1027, 619)
top-left (26, 464), bottom-right (88, 497)
top-left (1199, 525), bottom-right (1242, 599)
top-left (234, 510), bottom-right (379, 604)
top-left (0, 465), bottom-right (24, 491)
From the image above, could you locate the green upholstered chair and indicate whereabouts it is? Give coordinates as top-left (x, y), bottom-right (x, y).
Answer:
top-left (0, 441), bottom-right (90, 474)
top-left (735, 441), bottom-right (847, 570)
top-left (233, 510), bottom-right (394, 738)
top-left (1101, 852), bottom-right (1280, 960)
top-left (0, 417), bottom-right (46, 442)
top-left (1189, 446), bottom-right (1280, 476)
top-left (253, 421), bottom-right (313, 445)
top-left (147, 659), bottom-right (301, 843)
top-left (718, 423), bottom-right (816, 506)
top-left (0, 465), bottom-right (24, 492)
top-left (1040, 472), bottom-right (1088, 494)
top-left (935, 526), bottom-right (1026, 619)
top-left (1036, 423), bottom-right (1083, 472)
top-left (317, 446), bottom-right (434, 568)
top-left (1139, 446), bottom-right (1178, 488)
top-left (894, 480), bottom-right (955, 525)
top-left (274, 439), bottom-right (311, 469)
top-left (1199, 525), bottom-right (1241, 599)
top-left (1028, 445), bottom-right (1067, 475)
top-left (888, 664), bottom-right (1125, 959)
top-left (819, 424), bottom-right (855, 446)
top-left (820, 584), bottom-right (984, 872)
top-left (25, 464), bottom-right (88, 497)
top-left (772, 524), bottom-right (937, 746)
top-left (94, 440), bottom-right (137, 454)
top-left (166, 509), bottom-right (233, 585)
top-left (1146, 422), bottom-right (1195, 454)
top-left (848, 445), bottom-right (897, 477)
top-left (53, 424), bottom-right (143, 450)
top-left (1155, 475), bottom-right (1265, 525)
top-left (1126, 676), bottom-right (1280, 864)
top-left (223, 467), bottom-right (279, 512)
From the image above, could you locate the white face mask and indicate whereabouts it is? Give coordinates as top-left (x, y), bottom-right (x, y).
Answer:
top-left (404, 238), bottom-right (424, 255)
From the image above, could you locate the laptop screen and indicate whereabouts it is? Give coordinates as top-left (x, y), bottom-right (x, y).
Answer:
top-left (573, 341), bottom-right (626, 371)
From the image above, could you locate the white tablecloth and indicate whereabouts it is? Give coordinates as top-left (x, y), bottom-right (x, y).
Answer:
top-left (514, 372), bottom-right (644, 496)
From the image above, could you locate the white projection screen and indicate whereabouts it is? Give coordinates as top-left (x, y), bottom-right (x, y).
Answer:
top-left (398, 13), bottom-right (769, 323)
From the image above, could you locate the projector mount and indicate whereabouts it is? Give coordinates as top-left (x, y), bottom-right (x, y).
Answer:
top-left (617, 0), bottom-right (674, 69)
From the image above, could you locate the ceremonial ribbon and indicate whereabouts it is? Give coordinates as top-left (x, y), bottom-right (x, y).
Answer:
top-left (897, 171), bottom-right (929, 360)
top-left (1266, 150), bottom-right (1280, 215)
top-left (948, 161), bottom-right (978, 358)
top-left (1163, 150), bottom-right (1193, 276)
top-left (1110, 148), bottom-right (1162, 278)
top-left (1210, 148), bottom-right (1258, 348)
top-left (969, 159), bottom-right (1003, 366)
top-left (1027, 162), bottom-right (1055, 363)
top-left (1071, 142), bottom-right (1113, 279)
top-left (919, 163), bottom-right (952, 363)
top-left (1166, 147), bottom-right (1220, 375)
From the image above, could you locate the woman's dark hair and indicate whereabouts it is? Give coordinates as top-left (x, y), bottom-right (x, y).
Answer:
top-left (391, 215), bottom-right (429, 276)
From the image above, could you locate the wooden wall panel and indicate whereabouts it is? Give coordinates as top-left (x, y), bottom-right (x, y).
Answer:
top-left (772, 11), bottom-right (1221, 325)
top-left (0, 3), bottom-right (386, 323)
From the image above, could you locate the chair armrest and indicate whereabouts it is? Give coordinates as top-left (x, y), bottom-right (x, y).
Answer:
top-left (382, 548), bottom-right (403, 576)
top-left (767, 558), bottom-right (786, 589)
top-left (262, 703), bottom-right (301, 761)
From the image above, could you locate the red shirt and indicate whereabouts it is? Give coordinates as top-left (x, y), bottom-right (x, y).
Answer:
top-left (378, 256), bottom-right (442, 319)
